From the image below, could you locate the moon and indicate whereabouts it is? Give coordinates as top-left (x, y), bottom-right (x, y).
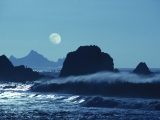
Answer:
top-left (49, 33), bottom-right (61, 44)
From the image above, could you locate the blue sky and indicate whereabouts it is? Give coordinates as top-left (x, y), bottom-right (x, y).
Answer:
top-left (0, 0), bottom-right (160, 68)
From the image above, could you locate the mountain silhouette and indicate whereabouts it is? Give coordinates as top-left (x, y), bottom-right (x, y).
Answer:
top-left (9, 50), bottom-right (65, 68)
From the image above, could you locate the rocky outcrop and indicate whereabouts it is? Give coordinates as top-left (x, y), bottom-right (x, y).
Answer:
top-left (114, 68), bottom-right (119, 73)
top-left (0, 55), bottom-right (44, 82)
top-left (59, 45), bottom-right (114, 77)
top-left (0, 55), bottom-right (14, 69)
top-left (133, 62), bottom-right (152, 75)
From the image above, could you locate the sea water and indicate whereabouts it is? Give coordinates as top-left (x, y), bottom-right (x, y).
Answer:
top-left (0, 68), bottom-right (160, 119)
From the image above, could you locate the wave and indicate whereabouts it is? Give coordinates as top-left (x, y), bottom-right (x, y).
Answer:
top-left (80, 96), bottom-right (160, 111)
top-left (0, 82), bottom-right (33, 91)
top-left (31, 71), bottom-right (160, 98)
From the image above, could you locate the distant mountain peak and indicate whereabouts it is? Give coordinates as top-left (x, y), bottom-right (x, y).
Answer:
top-left (26, 50), bottom-right (44, 58)
top-left (29, 50), bottom-right (39, 55)
top-left (10, 55), bottom-right (16, 59)
top-left (9, 50), bottom-right (65, 68)
top-left (30, 50), bottom-right (37, 53)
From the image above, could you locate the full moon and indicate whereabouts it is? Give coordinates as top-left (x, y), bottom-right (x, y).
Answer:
top-left (49, 33), bottom-right (61, 44)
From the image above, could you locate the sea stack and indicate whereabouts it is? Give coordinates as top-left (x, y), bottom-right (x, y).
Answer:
top-left (133, 62), bottom-right (152, 75)
top-left (0, 55), bottom-right (44, 82)
top-left (59, 45), bottom-right (114, 77)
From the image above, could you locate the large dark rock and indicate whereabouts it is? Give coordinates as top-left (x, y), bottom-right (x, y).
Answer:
top-left (0, 55), bottom-right (14, 69)
top-left (133, 62), bottom-right (152, 75)
top-left (59, 45), bottom-right (114, 77)
top-left (0, 55), bottom-right (44, 82)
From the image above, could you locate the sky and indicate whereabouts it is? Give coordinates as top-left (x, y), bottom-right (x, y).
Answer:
top-left (0, 0), bottom-right (160, 68)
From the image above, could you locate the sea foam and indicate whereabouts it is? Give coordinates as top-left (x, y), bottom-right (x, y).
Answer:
top-left (31, 71), bottom-right (160, 98)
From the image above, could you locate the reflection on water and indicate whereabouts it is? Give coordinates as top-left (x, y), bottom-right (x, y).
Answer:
top-left (0, 82), bottom-right (160, 119)
top-left (0, 93), bottom-right (160, 119)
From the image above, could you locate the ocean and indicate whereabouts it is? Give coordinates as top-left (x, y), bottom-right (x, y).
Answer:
top-left (0, 68), bottom-right (160, 119)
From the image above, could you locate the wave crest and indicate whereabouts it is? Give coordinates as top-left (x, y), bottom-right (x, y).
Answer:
top-left (80, 96), bottom-right (160, 111)
top-left (31, 71), bottom-right (160, 98)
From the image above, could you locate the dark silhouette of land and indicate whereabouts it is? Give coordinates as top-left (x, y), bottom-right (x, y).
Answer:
top-left (133, 62), bottom-right (152, 75)
top-left (1, 45), bottom-right (160, 98)
top-left (3, 45), bottom-right (153, 98)
top-left (9, 50), bottom-right (65, 68)
top-left (0, 55), bottom-right (44, 82)
top-left (59, 45), bottom-right (114, 77)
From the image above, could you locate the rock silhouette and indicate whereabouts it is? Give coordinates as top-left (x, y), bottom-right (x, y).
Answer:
top-left (133, 62), bottom-right (152, 75)
top-left (9, 50), bottom-right (65, 68)
top-left (114, 68), bottom-right (119, 73)
top-left (59, 45), bottom-right (114, 77)
top-left (0, 55), bottom-right (44, 82)
top-left (0, 55), bottom-right (14, 68)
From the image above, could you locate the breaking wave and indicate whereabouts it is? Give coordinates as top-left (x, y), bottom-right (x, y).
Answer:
top-left (80, 96), bottom-right (160, 111)
top-left (0, 82), bottom-right (33, 91)
top-left (31, 71), bottom-right (160, 98)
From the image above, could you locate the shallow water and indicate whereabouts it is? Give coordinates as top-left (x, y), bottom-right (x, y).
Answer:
top-left (0, 83), bottom-right (160, 119)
